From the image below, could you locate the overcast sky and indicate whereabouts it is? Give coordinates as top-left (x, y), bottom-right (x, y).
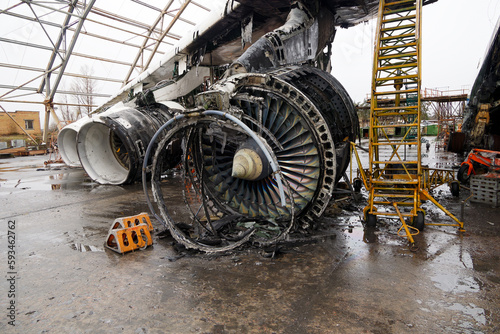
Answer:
top-left (331, 0), bottom-right (500, 104)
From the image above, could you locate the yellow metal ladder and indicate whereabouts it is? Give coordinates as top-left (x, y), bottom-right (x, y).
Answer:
top-left (360, 0), bottom-right (466, 245)
top-left (350, 0), bottom-right (465, 247)
top-left (366, 0), bottom-right (424, 243)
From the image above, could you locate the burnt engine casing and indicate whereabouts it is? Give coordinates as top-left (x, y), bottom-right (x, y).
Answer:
top-left (193, 66), bottom-right (358, 228)
top-left (143, 66), bottom-right (359, 253)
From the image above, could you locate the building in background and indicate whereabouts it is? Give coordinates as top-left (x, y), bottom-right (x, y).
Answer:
top-left (0, 111), bottom-right (42, 137)
top-left (0, 110), bottom-right (42, 150)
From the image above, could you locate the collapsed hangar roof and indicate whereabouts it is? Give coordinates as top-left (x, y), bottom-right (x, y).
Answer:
top-left (0, 0), bottom-right (385, 122)
top-left (0, 0), bottom-right (218, 116)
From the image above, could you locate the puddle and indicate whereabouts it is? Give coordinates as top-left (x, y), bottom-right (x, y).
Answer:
top-left (70, 243), bottom-right (104, 252)
top-left (0, 164), bottom-right (44, 172)
top-left (0, 170), bottom-right (92, 192)
top-left (447, 303), bottom-right (487, 326)
top-left (425, 240), bottom-right (482, 295)
top-left (431, 273), bottom-right (481, 293)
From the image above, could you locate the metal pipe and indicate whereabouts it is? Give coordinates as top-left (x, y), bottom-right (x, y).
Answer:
top-left (0, 99), bottom-right (98, 108)
top-left (0, 37), bottom-right (136, 67)
top-left (78, 1), bottom-right (182, 39)
top-left (26, 0), bottom-right (70, 71)
top-left (0, 62), bottom-right (122, 83)
top-left (48, 0), bottom-right (95, 100)
top-left (23, 0), bottom-right (177, 42)
top-left (191, 1), bottom-right (211, 12)
top-left (0, 67), bottom-right (55, 99)
top-left (0, 1), bottom-right (23, 15)
top-left (0, 85), bottom-right (111, 98)
top-left (130, 0), bottom-right (197, 25)
top-left (0, 9), bottom-right (166, 78)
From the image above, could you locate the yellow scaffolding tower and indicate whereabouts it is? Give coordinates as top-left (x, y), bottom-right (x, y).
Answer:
top-left (358, 0), bottom-right (465, 245)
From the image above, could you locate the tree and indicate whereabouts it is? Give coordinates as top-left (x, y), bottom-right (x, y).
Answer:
top-left (356, 99), bottom-right (371, 128)
top-left (421, 101), bottom-right (431, 121)
top-left (59, 93), bottom-right (77, 123)
top-left (71, 65), bottom-right (97, 118)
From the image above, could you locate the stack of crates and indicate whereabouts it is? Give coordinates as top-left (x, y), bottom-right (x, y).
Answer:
top-left (471, 174), bottom-right (500, 207)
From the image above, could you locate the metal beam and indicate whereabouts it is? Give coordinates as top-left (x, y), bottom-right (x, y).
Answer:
top-left (78, 2), bottom-right (182, 40)
top-left (122, 0), bottom-right (175, 86)
top-left (191, 1), bottom-right (211, 12)
top-left (0, 0), bottom-right (211, 130)
top-left (142, 0), bottom-right (192, 74)
top-left (131, 0), bottom-right (197, 26)
top-left (0, 37), bottom-right (136, 67)
top-left (0, 66), bottom-right (56, 100)
top-left (25, 1), bottom-right (179, 43)
top-left (0, 85), bottom-right (111, 98)
top-left (0, 1), bottom-right (23, 15)
top-left (2, 10), bottom-right (167, 54)
top-left (0, 99), bottom-right (98, 108)
top-left (38, 0), bottom-right (78, 94)
top-left (43, 0), bottom-right (96, 142)
top-left (22, 1), bottom-right (89, 22)
top-left (0, 37), bottom-right (54, 51)
top-left (0, 62), bottom-right (122, 83)
top-left (3, 8), bottom-right (61, 28)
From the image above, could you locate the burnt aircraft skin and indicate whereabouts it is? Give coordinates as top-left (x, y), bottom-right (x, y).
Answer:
top-left (95, 0), bottom-right (382, 111)
top-left (462, 19), bottom-right (500, 151)
top-left (188, 0), bottom-right (437, 69)
top-left (91, 0), bottom-right (439, 111)
top-left (227, 1), bottom-right (336, 73)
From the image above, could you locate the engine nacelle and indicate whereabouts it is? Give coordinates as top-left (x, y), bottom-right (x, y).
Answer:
top-left (58, 116), bottom-right (90, 167)
top-left (58, 101), bottom-right (182, 185)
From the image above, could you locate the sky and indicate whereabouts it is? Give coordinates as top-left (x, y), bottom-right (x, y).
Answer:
top-left (331, 0), bottom-right (500, 104)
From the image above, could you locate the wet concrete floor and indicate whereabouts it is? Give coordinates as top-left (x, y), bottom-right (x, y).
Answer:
top-left (1, 138), bottom-right (499, 333)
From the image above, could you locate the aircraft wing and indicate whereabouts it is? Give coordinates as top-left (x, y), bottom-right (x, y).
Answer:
top-left (97, 0), bottom-right (384, 112)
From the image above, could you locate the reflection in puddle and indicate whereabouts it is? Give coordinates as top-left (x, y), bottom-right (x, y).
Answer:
top-left (71, 243), bottom-right (104, 252)
top-left (447, 303), bottom-right (486, 326)
top-left (362, 227), bottom-right (379, 243)
top-left (431, 273), bottom-right (481, 293)
top-left (342, 225), bottom-right (377, 244)
top-left (0, 169), bottom-right (91, 192)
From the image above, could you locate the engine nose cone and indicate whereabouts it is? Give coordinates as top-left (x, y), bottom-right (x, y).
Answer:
top-left (231, 137), bottom-right (272, 181)
top-left (232, 148), bottom-right (264, 180)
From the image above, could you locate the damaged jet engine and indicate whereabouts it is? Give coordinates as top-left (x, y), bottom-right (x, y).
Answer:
top-left (58, 0), bottom-right (377, 252)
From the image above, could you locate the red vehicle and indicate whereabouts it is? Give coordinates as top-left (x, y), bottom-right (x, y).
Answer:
top-left (457, 149), bottom-right (500, 183)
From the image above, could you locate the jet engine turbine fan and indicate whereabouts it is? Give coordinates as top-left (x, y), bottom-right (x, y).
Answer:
top-left (145, 66), bottom-right (359, 252)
